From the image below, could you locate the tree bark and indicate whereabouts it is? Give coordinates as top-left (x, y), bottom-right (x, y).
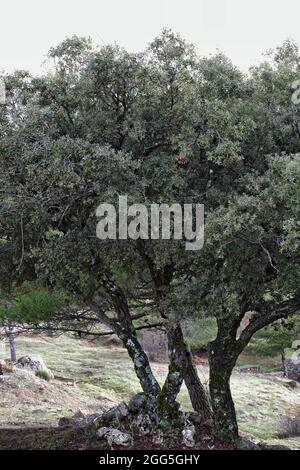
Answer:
top-left (135, 248), bottom-right (212, 421)
top-left (207, 299), bottom-right (300, 441)
top-left (157, 325), bottom-right (184, 418)
top-left (123, 331), bottom-right (161, 411)
top-left (100, 275), bottom-right (162, 418)
top-left (167, 323), bottom-right (212, 420)
top-left (101, 272), bottom-right (212, 423)
top-left (207, 335), bottom-right (239, 441)
top-left (6, 320), bottom-right (17, 363)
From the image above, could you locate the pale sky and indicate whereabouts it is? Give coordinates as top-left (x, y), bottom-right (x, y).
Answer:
top-left (1, 0), bottom-right (300, 74)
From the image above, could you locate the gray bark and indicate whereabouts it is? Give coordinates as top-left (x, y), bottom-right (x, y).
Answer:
top-left (208, 338), bottom-right (238, 441)
top-left (170, 324), bottom-right (212, 420)
top-left (6, 319), bottom-right (17, 363)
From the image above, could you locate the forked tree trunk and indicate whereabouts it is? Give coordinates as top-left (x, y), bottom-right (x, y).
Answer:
top-left (124, 330), bottom-right (185, 422)
top-left (96, 278), bottom-right (184, 422)
top-left (157, 326), bottom-right (184, 418)
top-left (167, 323), bottom-right (212, 420)
top-left (101, 274), bottom-right (204, 423)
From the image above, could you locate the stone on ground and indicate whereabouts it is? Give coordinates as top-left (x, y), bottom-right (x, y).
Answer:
top-left (16, 355), bottom-right (54, 379)
top-left (96, 427), bottom-right (131, 446)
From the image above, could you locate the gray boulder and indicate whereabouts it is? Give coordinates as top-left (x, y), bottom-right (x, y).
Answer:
top-left (283, 342), bottom-right (300, 382)
top-left (58, 412), bottom-right (101, 428)
top-left (284, 359), bottom-right (300, 382)
top-left (59, 403), bottom-right (129, 430)
top-left (286, 380), bottom-right (299, 389)
top-left (16, 355), bottom-right (53, 379)
top-left (182, 425), bottom-right (195, 447)
top-left (237, 437), bottom-right (260, 450)
top-left (93, 402), bottom-right (129, 429)
top-left (96, 427), bottom-right (131, 446)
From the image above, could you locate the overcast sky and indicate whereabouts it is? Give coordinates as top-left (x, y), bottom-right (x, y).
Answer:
top-left (1, 0), bottom-right (300, 74)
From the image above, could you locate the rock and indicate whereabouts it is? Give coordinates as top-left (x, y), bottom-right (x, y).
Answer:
top-left (128, 393), bottom-right (145, 414)
top-left (284, 358), bottom-right (300, 382)
top-left (286, 380), bottom-right (299, 389)
top-left (258, 443), bottom-right (290, 450)
top-left (182, 411), bottom-right (213, 430)
top-left (0, 359), bottom-right (13, 374)
top-left (238, 438), bottom-right (290, 451)
top-left (96, 427), bottom-right (131, 446)
top-left (17, 355), bottom-right (46, 370)
top-left (16, 355), bottom-right (53, 379)
top-left (93, 402), bottom-right (129, 429)
top-left (237, 365), bottom-right (262, 374)
top-left (237, 437), bottom-right (260, 450)
top-left (97, 426), bottom-right (111, 438)
top-left (182, 425), bottom-right (195, 448)
top-left (58, 412), bottom-right (101, 428)
top-left (59, 403), bottom-right (130, 431)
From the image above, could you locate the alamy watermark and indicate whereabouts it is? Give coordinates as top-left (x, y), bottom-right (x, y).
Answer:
top-left (96, 196), bottom-right (204, 251)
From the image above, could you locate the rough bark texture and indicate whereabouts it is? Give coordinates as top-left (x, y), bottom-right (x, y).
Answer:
top-left (124, 332), bottom-right (161, 419)
top-left (157, 326), bottom-right (184, 418)
top-left (101, 276), bottom-right (162, 418)
top-left (208, 338), bottom-right (238, 441)
top-left (100, 272), bottom-right (213, 424)
top-left (207, 300), bottom-right (300, 441)
top-left (6, 320), bottom-right (17, 363)
top-left (135, 249), bottom-right (212, 422)
top-left (167, 323), bottom-right (212, 420)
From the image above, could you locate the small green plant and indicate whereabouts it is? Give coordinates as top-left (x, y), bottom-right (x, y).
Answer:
top-left (35, 369), bottom-right (51, 381)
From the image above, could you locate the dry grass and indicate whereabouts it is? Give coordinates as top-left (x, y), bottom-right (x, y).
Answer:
top-left (0, 334), bottom-right (299, 449)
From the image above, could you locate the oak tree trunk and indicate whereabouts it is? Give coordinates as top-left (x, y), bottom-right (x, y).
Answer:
top-left (208, 338), bottom-right (238, 441)
top-left (167, 323), bottom-right (212, 420)
top-left (7, 320), bottom-right (17, 363)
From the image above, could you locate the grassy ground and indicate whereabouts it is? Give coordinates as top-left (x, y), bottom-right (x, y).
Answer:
top-left (0, 335), bottom-right (300, 449)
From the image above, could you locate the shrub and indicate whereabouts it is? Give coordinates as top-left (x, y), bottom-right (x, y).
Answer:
top-left (35, 369), bottom-right (51, 381)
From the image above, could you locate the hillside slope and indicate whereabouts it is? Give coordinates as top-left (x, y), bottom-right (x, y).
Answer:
top-left (0, 335), bottom-right (299, 449)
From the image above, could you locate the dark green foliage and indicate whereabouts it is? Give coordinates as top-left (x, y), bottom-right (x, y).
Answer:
top-left (0, 31), bottom-right (299, 439)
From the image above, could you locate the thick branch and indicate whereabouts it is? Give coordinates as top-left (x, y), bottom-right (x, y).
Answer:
top-left (237, 297), bottom-right (300, 350)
